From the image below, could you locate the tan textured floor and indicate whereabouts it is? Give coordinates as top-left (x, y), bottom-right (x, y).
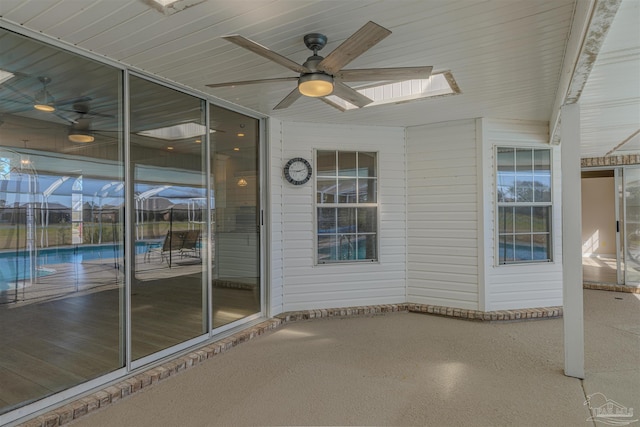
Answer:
top-left (71, 290), bottom-right (639, 427)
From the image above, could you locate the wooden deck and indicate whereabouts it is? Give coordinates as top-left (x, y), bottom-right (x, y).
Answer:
top-left (0, 251), bottom-right (259, 414)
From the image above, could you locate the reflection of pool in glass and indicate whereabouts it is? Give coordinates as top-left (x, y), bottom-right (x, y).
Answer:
top-left (499, 243), bottom-right (549, 262)
top-left (0, 243), bottom-right (146, 287)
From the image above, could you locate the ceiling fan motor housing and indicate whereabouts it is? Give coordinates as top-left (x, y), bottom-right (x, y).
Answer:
top-left (303, 33), bottom-right (327, 54)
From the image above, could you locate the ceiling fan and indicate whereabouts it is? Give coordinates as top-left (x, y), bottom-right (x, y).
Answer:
top-left (2, 76), bottom-right (94, 119)
top-left (206, 21), bottom-right (433, 111)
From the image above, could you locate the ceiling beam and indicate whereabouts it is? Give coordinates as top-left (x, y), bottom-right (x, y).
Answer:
top-left (549, 0), bottom-right (622, 145)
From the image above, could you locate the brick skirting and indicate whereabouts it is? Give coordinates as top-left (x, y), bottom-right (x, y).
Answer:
top-left (16, 302), bottom-right (562, 427)
top-left (584, 282), bottom-right (640, 294)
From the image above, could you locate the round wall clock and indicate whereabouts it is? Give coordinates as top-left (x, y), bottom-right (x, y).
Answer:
top-left (284, 157), bottom-right (312, 185)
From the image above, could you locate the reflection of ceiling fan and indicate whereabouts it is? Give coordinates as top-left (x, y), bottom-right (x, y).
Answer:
top-left (3, 76), bottom-right (92, 116)
top-left (61, 103), bottom-right (116, 143)
top-left (206, 21), bottom-right (433, 111)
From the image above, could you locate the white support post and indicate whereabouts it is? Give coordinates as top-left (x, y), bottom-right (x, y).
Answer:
top-left (561, 103), bottom-right (585, 379)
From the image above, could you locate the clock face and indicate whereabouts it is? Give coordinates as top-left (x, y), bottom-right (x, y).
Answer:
top-left (284, 157), bottom-right (312, 185)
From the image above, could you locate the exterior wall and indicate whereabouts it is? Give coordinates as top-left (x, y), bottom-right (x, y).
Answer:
top-left (406, 119), bottom-right (480, 310)
top-left (481, 119), bottom-right (563, 310)
top-left (271, 121), bottom-right (406, 311)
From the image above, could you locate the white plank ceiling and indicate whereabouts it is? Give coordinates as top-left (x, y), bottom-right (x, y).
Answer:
top-left (0, 0), bottom-right (637, 157)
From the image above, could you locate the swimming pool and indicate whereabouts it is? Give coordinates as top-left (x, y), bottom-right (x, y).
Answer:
top-left (0, 242), bottom-right (147, 289)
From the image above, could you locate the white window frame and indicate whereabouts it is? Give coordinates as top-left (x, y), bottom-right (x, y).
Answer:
top-left (495, 146), bottom-right (553, 265)
top-left (314, 150), bottom-right (379, 264)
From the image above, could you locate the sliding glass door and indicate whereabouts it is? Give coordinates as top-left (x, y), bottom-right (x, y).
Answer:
top-left (210, 105), bottom-right (261, 329)
top-left (623, 167), bottom-right (640, 285)
top-left (129, 76), bottom-right (208, 360)
top-left (0, 27), bottom-right (263, 417)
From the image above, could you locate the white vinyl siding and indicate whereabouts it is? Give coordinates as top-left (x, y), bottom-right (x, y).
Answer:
top-left (406, 119), bottom-right (479, 310)
top-left (272, 121), bottom-right (406, 311)
top-left (481, 119), bottom-right (563, 310)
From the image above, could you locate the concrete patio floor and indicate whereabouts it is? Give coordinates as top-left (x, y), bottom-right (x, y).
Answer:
top-left (68, 289), bottom-right (639, 427)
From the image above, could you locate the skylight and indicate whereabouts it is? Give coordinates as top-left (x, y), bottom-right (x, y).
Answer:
top-left (0, 69), bottom-right (15, 85)
top-left (324, 71), bottom-right (460, 111)
top-left (137, 122), bottom-right (214, 141)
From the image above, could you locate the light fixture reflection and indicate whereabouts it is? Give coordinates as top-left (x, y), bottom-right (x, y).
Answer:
top-left (34, 76), bottom-right (56, 112)
top-left (68, 128), bottom-right (94, 143)
top-left (237, 177), bottom-right (248, 187)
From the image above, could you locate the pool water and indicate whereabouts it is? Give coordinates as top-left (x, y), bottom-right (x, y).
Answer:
top-left (0, 242), bottom-right (147, 288)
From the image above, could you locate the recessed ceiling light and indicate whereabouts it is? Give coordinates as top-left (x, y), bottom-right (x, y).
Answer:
top-left (233, 147), bottom-right (240, 151)
top-left (167, 146), bottom-right (174, 150)
top-left (237, 133), bottom-right (245, 137)
top-left (195, 139), bottom-right (201, 143)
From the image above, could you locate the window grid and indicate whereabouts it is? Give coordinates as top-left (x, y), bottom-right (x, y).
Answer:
top-left (316, 151), bottom-right (378, 263)
top-left (496, 147), bottom-right (552, 264)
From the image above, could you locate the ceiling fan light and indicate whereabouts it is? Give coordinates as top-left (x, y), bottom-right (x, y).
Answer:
top-left (298, 73), bottom-right (334, 97)
top-left (68, 128), bottom-right (94, 143)
top-left (34, 90), bottom-right (56, 112)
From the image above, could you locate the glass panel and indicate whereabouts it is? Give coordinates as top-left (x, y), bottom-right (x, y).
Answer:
top-left (515, 148), bottom-right (533, 172)
top-left (514, 235), bottom-right (533, 261)
top-left (532, 234), bottom-right (550, 261)
top-left (358, 152), bottom-right (377, 177)
top-left (534, 149), bottom-right (550, 171)
top-left (338, 234), bottom-right (357, 260)
top-left (358, 178), bottom-right (377, 203)
top-left (531, 149), bottom-right (551, 202)
top-left (624, 168), bottom-right (640, 284)
top-left (532, 207), bottom-right (550, 232)
top-left (131, 76), bottom-right (207, 359)
top-left (357, 208), bottom-right (376, 233)
top-left (514, 206), bottom-right (532, 233)
top-left (317, 178), bottom-right (337, 204)
top-left (338, 208), bottom-right (356, 233)
top-left (210, 105), bottom-right (260, 329)
top-left (337, 178), bottom-right (357, 203)
top-left (498, 207), bottom-right (514, 234)
top-left (497, 148), bottom-right (515, 203)
top-left (318, 208), bottom-right (336, 234)
top-left (356, 234), bottom-right (377, 260)
top-left (533, 173), bottom-right (551, 202)
top-left (318, 235), bottom-right (338, 262)
top-left (0, 29), bottom-right (124, 414)
top-left (316, 151), bottom-right (336, 176)
top-left (338, 151), bottom-right (357, 176)
top-left (499, 234), bottom-right (515, 263)
top-left (497, 147), bottom-right (515, 172)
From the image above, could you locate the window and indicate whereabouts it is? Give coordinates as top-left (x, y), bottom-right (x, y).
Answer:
top-left (316, 151), bottom-right (378, 263)
top-left (496, 147), bottom-right (552, 264)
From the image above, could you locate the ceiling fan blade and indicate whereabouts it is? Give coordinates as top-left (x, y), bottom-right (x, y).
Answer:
top-left (56, 96), bottom-right (92, 107)
top-left (318, 21), bottom-right (392, 75)
top-left (223, 35), bottom-right (310, 74)
top-left (206, 76), bottom-right (298, 88)
top-left (273, 88), bottom-right (302, 110)
top-left (331, 82), bottom-right (373, 108)
top-left (54, 111), bottom-right (77, 124)
top-left (336, 66), bottom-right (433, 82)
